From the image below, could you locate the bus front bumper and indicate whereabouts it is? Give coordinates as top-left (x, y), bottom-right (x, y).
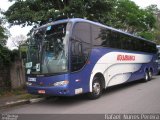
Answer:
top-left (27, 85), bottom-right (74, 96)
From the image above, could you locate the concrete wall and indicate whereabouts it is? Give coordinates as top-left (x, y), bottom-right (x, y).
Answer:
top-left (0, 59), bottom-right (25, 91)
top-left (0, 65), bottom-right (11, 91)
top-left (10, 59), bottom-right (25, 89)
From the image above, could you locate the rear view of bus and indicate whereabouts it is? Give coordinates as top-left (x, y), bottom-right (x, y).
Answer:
top-left (25, 18), bottom-right (158, 99)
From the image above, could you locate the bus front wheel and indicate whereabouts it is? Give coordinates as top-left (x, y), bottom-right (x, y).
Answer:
top-left (88, 77), bottom-right (102, 100)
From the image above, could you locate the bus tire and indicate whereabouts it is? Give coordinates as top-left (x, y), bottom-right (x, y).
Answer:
top-left (143, 70), bottom-right (150, 82)
top-left (149, 69), bottom-right (152, 80)
top-left (88, 77), bottom-right (102, 100)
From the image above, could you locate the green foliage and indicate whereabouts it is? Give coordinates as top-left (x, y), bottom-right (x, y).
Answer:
top-left (0, 47), bottom-right (19, 93)
top-left (0, 45), bottom-right (20, 65)
top-left (0, 45), bottom-right (11, 65)
top-left (11, 49), bottom-right (20, 61)
top-left (138, 31), bottom-right (155, 40)
top-left (146, 5), bottom-right (160, 15)
top-left (4, 0), bottom-right (116, 27)
top-left (0, 9), bottom-right (9, 46)
top-left (111, 0), bottom-right (156, 34)
top-left (3, 0), bottom-right (159, 42)
top-left (0, 25), bottom-right (8, 46)
top-left (141, 5), bottom-right (160, 42)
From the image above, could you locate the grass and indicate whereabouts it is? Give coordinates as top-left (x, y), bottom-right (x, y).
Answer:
top-left (19, 94), bottom-right (41, 100)
top-left (0, 87), bottom-right (42, 99)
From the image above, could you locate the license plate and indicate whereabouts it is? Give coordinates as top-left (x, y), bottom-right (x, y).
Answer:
top-left (38, 90), bottom-right (45, 94)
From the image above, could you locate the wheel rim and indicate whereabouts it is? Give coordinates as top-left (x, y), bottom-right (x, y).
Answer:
top-left (145, 72), bottom-right (149, 81)
top-left (149, 71), bottom-right (152, 79)
top-left (93, 82), bottom-right (101, 95)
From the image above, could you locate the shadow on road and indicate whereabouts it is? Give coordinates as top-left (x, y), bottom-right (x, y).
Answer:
top-left (103, 77), bottom-right (157, 97)
top-left (38, 95), bottom-right (90, 108)
top-left (37, 77), bottom-right (157, 107)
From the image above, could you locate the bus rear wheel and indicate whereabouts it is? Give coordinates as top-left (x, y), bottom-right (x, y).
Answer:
top-left (143, 70), bottom-right (150, 82)
top-left (88, 77), bottom-right (102, 100)
top-left (148, 70), bottom-right (152, 80)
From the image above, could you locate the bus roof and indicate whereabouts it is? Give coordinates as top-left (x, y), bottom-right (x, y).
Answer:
top-left (35, 18), bottom-right (156, 45)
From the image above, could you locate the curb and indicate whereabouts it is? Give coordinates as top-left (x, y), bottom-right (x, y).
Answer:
top-left (0, 99), bottom-right (30, 109)
top-left (29, 98), bottom-right (45, 103)
top-left (0, 98), bottom-right (45, 109)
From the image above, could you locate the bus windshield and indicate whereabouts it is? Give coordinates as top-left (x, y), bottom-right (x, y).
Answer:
top-left (26, 23), bottom-right (69, 75)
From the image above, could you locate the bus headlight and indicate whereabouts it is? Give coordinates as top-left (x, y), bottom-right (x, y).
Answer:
top-left (26, 82), bottom-right (32, 86)
top-left (53, 80), bottom-right (69, 86)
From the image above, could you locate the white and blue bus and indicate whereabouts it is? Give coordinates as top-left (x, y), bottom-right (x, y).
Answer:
top-left (26, 18), bottom-right (158, 99)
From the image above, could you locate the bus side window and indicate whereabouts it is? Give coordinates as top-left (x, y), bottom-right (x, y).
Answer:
top-left (121, 34), bottom-right (127, 50)
top-left (92, 25), bottom-right (104, 46)
top-left (71, 22), bottom-right (91, 72)
top-left (71, 40), bottom-right (85, 72)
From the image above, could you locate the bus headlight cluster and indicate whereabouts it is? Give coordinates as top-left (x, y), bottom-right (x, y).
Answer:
top-left (53, 80), bottom-right (69, 86)
top-left (26, 82), bottom-right (32, 86)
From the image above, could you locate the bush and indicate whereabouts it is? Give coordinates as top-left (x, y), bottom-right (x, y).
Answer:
top-left (0, 45), bottom-right (12, 66)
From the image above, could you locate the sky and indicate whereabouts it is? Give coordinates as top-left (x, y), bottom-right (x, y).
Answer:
top-left (131, 0), bottom-right (160, 9)
top-left (0, 0), bottom-right (160, 49)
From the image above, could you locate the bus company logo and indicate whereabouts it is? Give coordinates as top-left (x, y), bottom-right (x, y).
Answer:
top-left (117, 54), bottom-right (135, 61)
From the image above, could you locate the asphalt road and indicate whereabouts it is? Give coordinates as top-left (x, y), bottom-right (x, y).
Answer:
top-left (1, 76), bottom-right (160, 114)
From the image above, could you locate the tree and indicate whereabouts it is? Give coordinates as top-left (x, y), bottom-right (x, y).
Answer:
top-left (111, 0), bottom-right (156, 34)
top-left (11, 34), bottom-right (27, 49)
top-left (0, 26), bottom-right (7, 46)
top-left (4, 0), bottom-right (116, 27)
top-left (0, 9), bottom-right (9, 46)
top-left (10, 34), bottom-right (28, 59)
top-left (4, 0), bottom-right (157, 41)
top-left (141, 5), bottom-right (160, 42)
top-left (148, 5), bottom-right (160, 43)
top-left (0, 9), bottom-right (11, 65)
